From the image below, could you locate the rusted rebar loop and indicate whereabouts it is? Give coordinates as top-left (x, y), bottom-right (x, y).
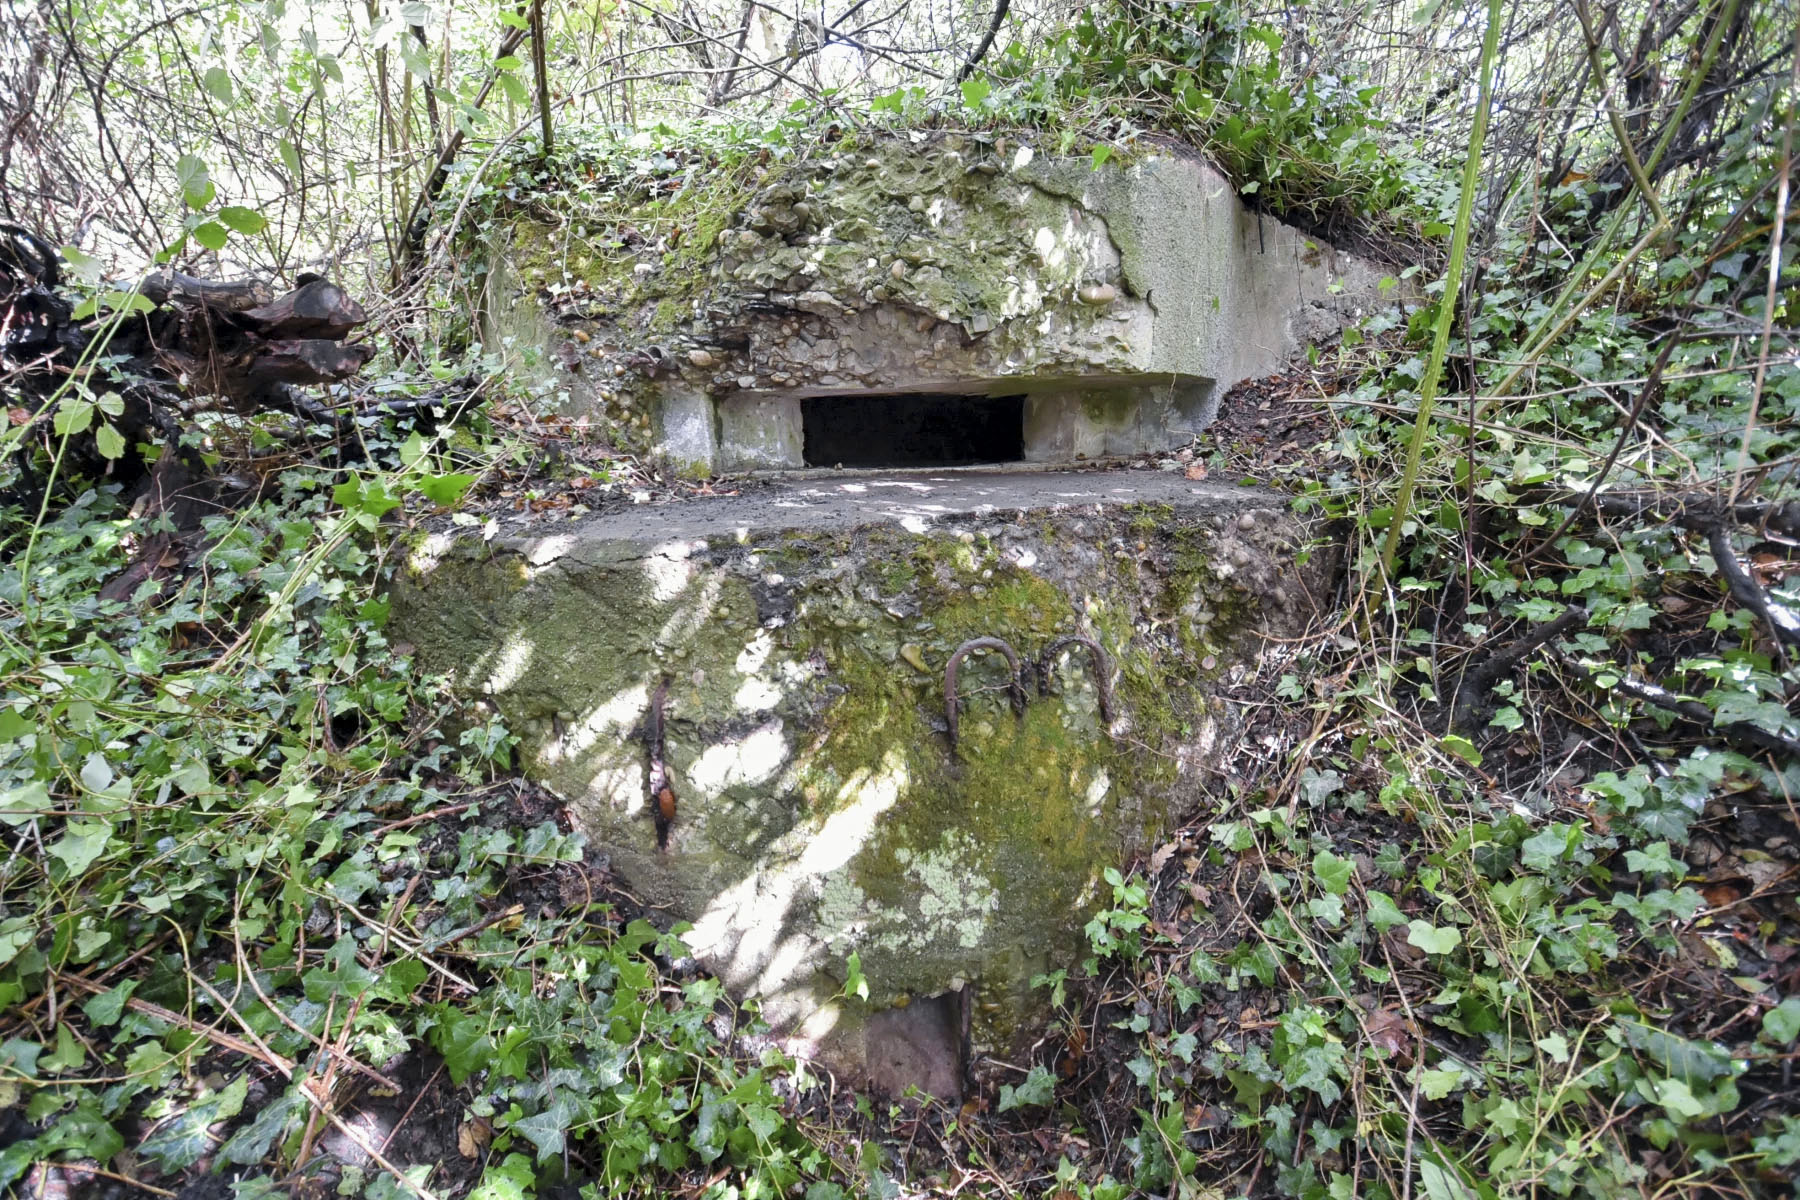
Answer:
top-left (1037, 635), bottom-right (1116, 730)
top-left (943, 636), bottom-right (1027, 747)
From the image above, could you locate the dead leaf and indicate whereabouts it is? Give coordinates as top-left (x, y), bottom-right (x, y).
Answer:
top-left (1184, 461), bottom-right (1209, 481)
top-left (1149, 842), bottom-right (1178, 875)
top-left (1742, 859), bottom-right (1796, 891)
top-left (457, 1118), bottom-right (492, 1158)
top-left (1701, 881), bottom-right (1745, 909)
top-left (1364, 1008), bottom-right (1417, 1065)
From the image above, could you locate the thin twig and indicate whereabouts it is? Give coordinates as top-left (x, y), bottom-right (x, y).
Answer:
top-left (40, 1160), bottom-right (176, 1198)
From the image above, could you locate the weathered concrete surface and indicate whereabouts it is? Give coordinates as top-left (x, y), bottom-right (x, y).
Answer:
top-left (484, 133), bottom-right (1391, 474)
top-left (393, 470), bottom-right (1335, 1093)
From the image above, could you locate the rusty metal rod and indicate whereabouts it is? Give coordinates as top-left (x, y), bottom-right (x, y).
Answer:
top-left (943, 636), bottom-right (1026, 747)
top-left (1037, 635), bottom-right (1116, 730)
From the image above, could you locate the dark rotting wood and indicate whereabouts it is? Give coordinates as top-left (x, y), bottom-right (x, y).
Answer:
top-left (241, 278), bottom-right (369, 340)
top-left (943, 636), bottom-right (1026, 748)
top-left (1036, 634), bottom-right (1116, 732)
top-left (138, 267), bottom-right (272, 311)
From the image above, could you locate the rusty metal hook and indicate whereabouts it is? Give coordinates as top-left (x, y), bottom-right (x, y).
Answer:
top-left (943, 636), bottom-right (1027, 748)
top-left (1037, 635), bottom-right (1116, 730)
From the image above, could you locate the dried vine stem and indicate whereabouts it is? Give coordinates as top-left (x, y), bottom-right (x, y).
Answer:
top-left (1706, 525), bottom-right (1800, 652)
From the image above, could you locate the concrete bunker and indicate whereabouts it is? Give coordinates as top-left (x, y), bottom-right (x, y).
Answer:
top-left (393, 471), bottom-right (1338, 1100)
top-left (484, 136), bottom-right (1394, 476)
top-left (447, 132), bottom-right (1387, 1094)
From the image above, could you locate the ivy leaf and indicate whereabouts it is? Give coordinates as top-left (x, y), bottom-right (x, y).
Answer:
top-left (741, 1102), bottom-right (781, 1141)
top-left (429, 1006), bottom-right (494, 1085)
top-left (51, 820), bottom-right (113, 876)
top-left (326, 857), bottom-right (378, 904)
top-left (1646, 1076), bottom-right (1705, 1121)
top-left (82, 980), bottom-right (136, 1026)
top-left (334, 474), bottom-right (403, 519)
top-left (218, 1088), bottom-right (302, 1165)
top-left (301, 936), bottom-right (376, 1002)
top-left (1418, 1066), bottom-right (1464, 1100)
top-left (203, 66), bottom-right (235, 103)
top-left (1624, 842), bottom-right (1686, 879)
top-left (1313, 849), bottom-right (1353, 895)
top-left (1417, 1155), bottom-right (1476, 1200)
top-left (175, 154), bottom-right (215, 209)
top-left (958, 77), bottom-right (991, 110)
top-left (415, 472), bottom-right (476, 508)
top-left (1365, 890), bottom-right (1406, 932)
top-left (192, 221), bottom-right (229, 251)
top-left (470, 1154), bottom-right (536, 1200)
top-left (844, 950), bottom-right (869, 1001)
top-left (0, 1039), bottom-right (41, 1079)
top-left (1405, 920), bottom-right (1460, 955)
top-left (0, 781), bottom-right (45, 828)
top-left (378, 958), bottom-right (429, 1002)
top-left (1439, 733), bottom-right (1481, 766)
top-left (53, 396), bottom-right (93, 436)
top-left (497, 71), bottom-right (529, 106)
top-left (1618, 1019), bottom-right (1733, 1083)
top-left (36, 1101), bottom-right (124, 1165)
top-left (512, 1094), bottom-right (578, 1161)
top-left (997, 1064), bottom-right (1057, 1112)
top-left (1298, 767), bottom-right (1343, 806)
top-left (1762, 997), bottom-right (1800, 1046)
top-left (79, 752), bottom-right (113, 792)
top-left (139, 1074), bottom-right (248, 1170)
top-left (94, 423), bottom-right (126, 460)
top-left (39, 1023), bottom-right (86, 1074)
top-left (1520, 824), bottom-right (1575, 870)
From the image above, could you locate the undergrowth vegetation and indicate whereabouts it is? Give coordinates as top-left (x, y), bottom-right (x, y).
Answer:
top-left (0, 413), bottom-right (850, 1196)
top-left (3, 0), bottom-right (1800, 1195)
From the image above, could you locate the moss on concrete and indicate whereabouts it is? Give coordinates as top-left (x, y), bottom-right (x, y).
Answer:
top-left (391, 494), bottom-right (1318, 1064)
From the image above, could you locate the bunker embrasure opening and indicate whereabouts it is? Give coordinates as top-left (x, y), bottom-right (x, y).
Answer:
top-left (801, 392), bottom-right (1025, 468)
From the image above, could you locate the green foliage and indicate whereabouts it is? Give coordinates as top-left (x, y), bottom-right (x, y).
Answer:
top-left (996, 1064), bottom-right (1056, 1112)
top-left (1083, 867), bottom-right (1153, 968)
top-left (987, 0), bottom-right (1410, 230)
top-left (0, 412), bottom-right (840, 1195)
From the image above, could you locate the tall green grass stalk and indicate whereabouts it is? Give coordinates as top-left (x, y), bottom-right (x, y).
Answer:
top-left (1377, 0), bottom-right (1505, 577)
